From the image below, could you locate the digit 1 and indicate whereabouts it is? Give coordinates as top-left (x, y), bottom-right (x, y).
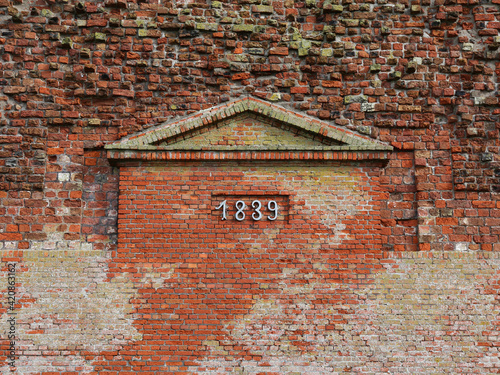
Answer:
top-left (215, 200), bottom-right (227, 220)
top-left (267, 200), bottom-right (278, 221)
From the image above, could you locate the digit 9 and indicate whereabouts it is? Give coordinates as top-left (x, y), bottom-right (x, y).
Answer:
top-left (267, 200), bottom-right (278, 221)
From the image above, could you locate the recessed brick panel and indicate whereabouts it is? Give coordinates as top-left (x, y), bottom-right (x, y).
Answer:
top-left (109, 161), bottom-right (386, 370)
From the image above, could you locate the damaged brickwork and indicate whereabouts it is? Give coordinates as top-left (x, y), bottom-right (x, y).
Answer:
top-left (0, 0), bottom-right (499, 373)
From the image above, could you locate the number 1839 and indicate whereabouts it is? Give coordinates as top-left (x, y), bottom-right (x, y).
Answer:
top-left (215, 200), bottom-right (279, 221)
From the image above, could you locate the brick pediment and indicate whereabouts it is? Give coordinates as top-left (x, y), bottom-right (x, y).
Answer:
top-left (106, 97), bottom-right (392, 161)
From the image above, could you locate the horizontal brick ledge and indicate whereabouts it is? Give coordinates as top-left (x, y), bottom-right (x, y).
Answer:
top-left (107, 150), bottom-right (391, 161)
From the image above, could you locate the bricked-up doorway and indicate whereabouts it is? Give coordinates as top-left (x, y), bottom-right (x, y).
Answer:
top-left (106, 97), bottom-right (393, 373)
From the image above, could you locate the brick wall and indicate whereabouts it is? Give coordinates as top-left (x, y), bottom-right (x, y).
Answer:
top-left (0, 0), bottom-right (499, 372)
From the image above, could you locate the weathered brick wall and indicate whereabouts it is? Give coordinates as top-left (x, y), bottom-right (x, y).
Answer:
top-left (0, 0), bottom-right (499, 372)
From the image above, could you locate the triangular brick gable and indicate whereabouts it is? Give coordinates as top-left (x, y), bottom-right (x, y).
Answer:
top-left (106, 97), bottom-right (392, 161)
top-left (155, 113), bottom-right (346, 149)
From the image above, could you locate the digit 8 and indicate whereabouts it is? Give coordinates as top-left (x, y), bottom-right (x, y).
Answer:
top-left (235, 200), bottom-right (246, 221)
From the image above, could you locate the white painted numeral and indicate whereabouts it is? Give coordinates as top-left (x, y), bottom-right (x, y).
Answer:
top-left (235, 200), bottom-right (246, 221)
top-left (252, 200), bottom-right (263, 221)
top-left (267, 200), bottom-right (278, 221)
top-left (215, 200), bottom-right (227, 220)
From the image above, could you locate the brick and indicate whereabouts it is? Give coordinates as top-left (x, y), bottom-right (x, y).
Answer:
top-left (232, 24), bottom-right (255, 32)
top-left (112, 89), bottom-right (135, 97)
top-left (290, 87), bottom-right (309, 94)
top-left (270, 47), bottom-right (289, 55)
top-left (3, 86), bottom-right (26, 94)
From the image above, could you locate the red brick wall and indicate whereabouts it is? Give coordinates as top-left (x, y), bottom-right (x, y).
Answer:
top-left (0, 0), bottom-right (500, 372)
